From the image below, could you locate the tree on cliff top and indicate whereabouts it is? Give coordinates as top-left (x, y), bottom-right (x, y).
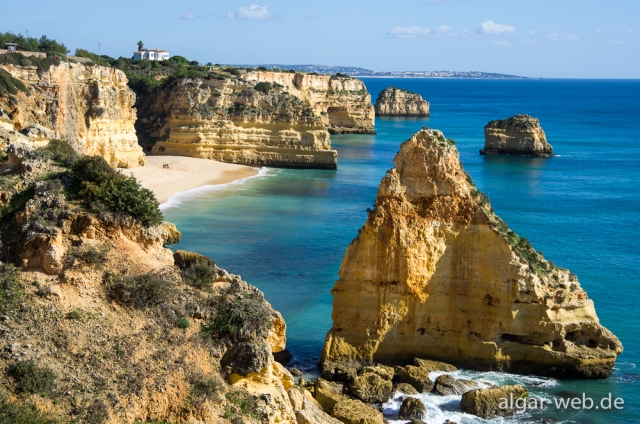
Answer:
top-left (0, 32), bottom-right (68, 54)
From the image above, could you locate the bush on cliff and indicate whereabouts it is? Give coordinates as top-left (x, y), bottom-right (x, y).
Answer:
top-left (0, 32), bottom-right (68, 54)
top-left (70, 156), bottom-right (163, 227)
top-left (202, 286), bottom-right (273, 341)
top-left (0, 69), bottom-right (28, 97)
top-left (0, 394), bottom-right (60, 424)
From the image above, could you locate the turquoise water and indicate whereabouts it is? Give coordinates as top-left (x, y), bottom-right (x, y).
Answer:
top-left (163, 79), bottom-right (640, 423)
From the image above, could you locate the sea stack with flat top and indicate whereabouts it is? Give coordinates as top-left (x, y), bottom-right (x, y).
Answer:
top-left (374, 87), bottom-right (430, 117)
top-left (481, 114), bottom-right (553, 157)
top-left (321, 128), bottom-right (621, 378)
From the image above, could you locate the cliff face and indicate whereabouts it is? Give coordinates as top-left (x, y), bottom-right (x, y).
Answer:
top-left (481, 114), bottom-right (553, 157)
top-left (321, 129), bottom-right (622, 378)
top-left (0, 150), bottom-right (313, 423)
top-left (0, 61), bottom-right (145, 168)
top-left (243, 71), bottom-right (375, 135)
top-left (374, 87), bottom-right (430, 117)
top-left (140, 77), bottom-right (338, 169)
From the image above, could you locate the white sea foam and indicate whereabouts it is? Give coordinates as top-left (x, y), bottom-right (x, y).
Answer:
top-left (159, 167), bottom-right (273, 211)
top-left (382, 369), bottom-right (559, 424)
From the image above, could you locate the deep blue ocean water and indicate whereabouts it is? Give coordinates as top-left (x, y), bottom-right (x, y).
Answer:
top-left (163, 78), bottom-right (640, 423)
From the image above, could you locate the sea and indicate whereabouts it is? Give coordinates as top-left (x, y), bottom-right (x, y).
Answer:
top-left (162, 78), bottom-right (640, 423)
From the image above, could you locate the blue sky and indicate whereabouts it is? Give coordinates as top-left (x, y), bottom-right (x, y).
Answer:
top-left (2, 0), bottom-right (639, 78)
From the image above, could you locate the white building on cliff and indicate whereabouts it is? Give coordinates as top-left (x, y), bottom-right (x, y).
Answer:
top-left (133, 42), bottom-right (169, 61)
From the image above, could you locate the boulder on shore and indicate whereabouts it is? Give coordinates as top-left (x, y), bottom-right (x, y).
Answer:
top-left (399, 397), bottom-right (427, 420)
top-left (331, 399), bottom-right (384, 424)
top-left (460, 385), bottom-right (528, 419)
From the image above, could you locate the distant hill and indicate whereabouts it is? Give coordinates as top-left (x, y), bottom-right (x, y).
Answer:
top-left (229, 64), bottom-right (530, 79)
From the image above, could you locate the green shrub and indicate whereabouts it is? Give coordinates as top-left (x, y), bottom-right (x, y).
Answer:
top-left (254, 82), bottom-right (272, 95)
top-left (64, 243), bottom-right (110, 268)
top-left (181, 260), bottom-right (215, 290)
top-left (10, 361), bottom-right (56, 394)
top-left (177, 317), bottom-right (191, 328)
top-left (106, 270), bottom-right (177, 309)
top-left (191, 376), bottom-right (222, 399)
top-left (202, 288), bottom-right (272, 341)
top-left (70, 156), bottom-right (163, 227)
top-left (0, 394), bottom-right (60, 424)
top-left (66, 309), bottom-right (83, 320)
top-left (0, 69), bottom-right (28, 97)
top-left (41, 139), bottom-right (78, 166)
top-left (224, 389), bottom-right (259, 421)
top-left (0, 264), bottom-right (22, 316)
top-left (74, 49), bottom-right (112, 67)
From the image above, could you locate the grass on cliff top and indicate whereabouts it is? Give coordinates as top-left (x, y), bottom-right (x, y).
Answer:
top-left (0, 53), bottom-right (62, 78)
top-left (0, 69), bottom-right (28, 98)
top-left (464, 171), bottom-right (556, 276)
top-left (0, 394), bottom-right (61, 424)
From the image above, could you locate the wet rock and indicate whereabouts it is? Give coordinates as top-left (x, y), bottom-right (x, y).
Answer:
top-left (349, 371), bottom-right (393, 404)
top-left (460, 385), bottom-right (528, 419)
top-left (394, 383), bottom-right (418, 395)
top-left (289, 368), bottom-right (303, 376)
top-left (398, 397), bottom-right (426, 420)
top-left (434, 374), bottom-right (469, 396)
top-left (331, 399), bottom-right (383, 424)
top-left (413, 358), bottom-right (457, 373)
top-left (273, 348), bottom-right (293, 365)
top-left (397, 366), bottom-right (434, 393)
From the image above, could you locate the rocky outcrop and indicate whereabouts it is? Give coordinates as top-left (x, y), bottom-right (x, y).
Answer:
top-left (321, 128), bottom-right (622, 378)
top-left (243, 71), bottom-right (375, 134)
top-left (331, 399), bottom-right (383, 424)
top-left (374, 87), bottom-right (430, 117)
top-left (481, 114), bottom-right (553, 157)
top-left (0, 61), bottom-right (145, 167)
top-left (460, 385), bottom-right (528, 418)
top-left (141, 77), bottom-right (337, 169)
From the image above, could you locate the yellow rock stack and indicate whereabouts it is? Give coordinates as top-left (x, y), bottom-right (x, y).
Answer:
top-left (322, 128), bottom-right (622, 378)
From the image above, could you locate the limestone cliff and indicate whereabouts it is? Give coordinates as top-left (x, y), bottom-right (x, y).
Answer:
top-left (481, 114), bottom-right (553, 157)
top-left (243, 71), bottom-right (375, 135)
top-left (0, 149), bottom-right (336, 424)
top-left (321, 128), bottom-right (622, 378)
top-left (140, 77), bottom-right (338, 169)
top-left (0, 60), bottom-right (145, 167)
top-left (374, 87), bottom-right (430, 117)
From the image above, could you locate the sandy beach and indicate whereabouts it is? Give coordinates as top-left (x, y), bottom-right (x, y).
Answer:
top-left (124, 156), bottom-right (258, 204)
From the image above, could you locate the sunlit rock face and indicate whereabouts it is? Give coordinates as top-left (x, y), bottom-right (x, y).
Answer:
top-left (322, 128), bottom-right (621, 379)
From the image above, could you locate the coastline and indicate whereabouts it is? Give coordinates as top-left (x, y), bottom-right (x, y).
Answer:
top-left (123, 156), bottom-right (259, 205)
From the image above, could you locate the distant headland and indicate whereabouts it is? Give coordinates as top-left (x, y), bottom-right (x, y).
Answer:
top-left (228, 64), bottom-right (532, 79)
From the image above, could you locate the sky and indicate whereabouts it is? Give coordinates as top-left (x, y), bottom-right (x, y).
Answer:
top-left (2, 0), bottom-right (639, 78)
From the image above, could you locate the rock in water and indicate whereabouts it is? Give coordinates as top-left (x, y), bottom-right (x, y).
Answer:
top-left (374, 87), bottom-right (430, 117)
top-left (460, 385), bottom-right (528, 418)
top-left (321, 128), bottom-right (622, 378)
top-left (481, 114), bottom-right (553, 157)
top-left (399, 397), bottom-right (427, 420)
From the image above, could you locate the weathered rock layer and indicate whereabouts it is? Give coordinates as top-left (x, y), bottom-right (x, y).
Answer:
top-left (0, 61), bottom-right (145, 167)
top-left (374, 87), bottom-right (430, 117)
top-left (322, 128), bottom-right (622, 378)
top-left (140, 70), bottom-right (375, 169)
top-left (481, 114), bottom-right (553, 157)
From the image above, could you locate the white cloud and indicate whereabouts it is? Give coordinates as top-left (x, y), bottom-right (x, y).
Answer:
top-left (494, 40), bottom-right (513, 47)
top-left (548, 32), bottom-right (579, 41)
top-left (388, 25), bottom-right (466, 38)
top-left (228, 4), bottom-right (275, 20)
top-left (435, 25), bottom-right (454, 35)
top-left (178, 11), bottom-right (199, 20)
top-left (521, 38), bottom-right (542, 46)
top-left (478, 20), bottom-right (515, 35)
top-left (306, 13), bottom-right (320, 21)
top-left (388, 26), bottom-right (433, 38)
